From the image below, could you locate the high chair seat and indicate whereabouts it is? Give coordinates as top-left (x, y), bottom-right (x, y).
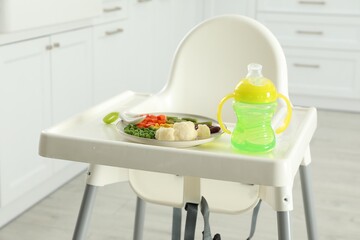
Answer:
top-left (129, 171), bottom-right (260, 213)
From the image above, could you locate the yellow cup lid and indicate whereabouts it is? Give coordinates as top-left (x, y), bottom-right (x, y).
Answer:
top-left (234, 78), bottom-right (278, 103)
top-left (231, 63), bottom-right (277, 103)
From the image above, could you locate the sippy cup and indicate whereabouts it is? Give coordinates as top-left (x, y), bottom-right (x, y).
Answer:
top-left (217, 63), bottom-right (292, 153)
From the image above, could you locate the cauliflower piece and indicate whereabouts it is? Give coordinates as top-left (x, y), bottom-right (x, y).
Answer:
top-left (155, 127), bottom-right (175, 141)
top-left (196, 124), bottom-right (211, 139)
top-left (173, 121), bottom-right (198, 141)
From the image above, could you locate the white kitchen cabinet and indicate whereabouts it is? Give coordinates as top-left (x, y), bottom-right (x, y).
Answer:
top-left (94, 0), bottom-right (158, 94)
top-left (257, 0), bottom-right (360, 16)
top-left (0, 38), bottom-right (52, 208)
top-left (93, 20), bottom-right (132, 103)
top-left (151, 0), bottom-right (204, 93)
top-left (93, 0), bottom-right (129, 25)
top-left (126, 0), bottom-right (157, 93)
top-left (93, 0), bottom-right (135, 103)
top-left (203, 0), bottom-right (256, 19)
top-left (256, 13), bottom-right (360, 51)
top-left (257, 0), bottom-right (360, 111)
top-left (93, 0), bottom-right (203, 99)
top-left (0, 0), bottom-right (102, 33)
top-left (171, 0), bottom-right (204, 41)
top-left (51, 28), bottom-right (93, 124)
top-left (198, 0), bottom-right (360, 111)
top-left (0, 28), bottom-right (89, 227)
top-left (129, 0), bottom-right (204, 93)
top-left (150, 0), bottom-right (176, 93)
top-left (285, 48), bottom-right (360, 99)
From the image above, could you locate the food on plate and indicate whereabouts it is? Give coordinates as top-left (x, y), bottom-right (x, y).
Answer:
top-left (173, 121), bottom-right (198, 141)
top-left (196, 124), bottom-right (211, 139)
top-left (155, 121), bottom-right (203, 141)
top-left (124, 124), bottom-right (156, 139)
top-left (166, 116), bottom-right (183, 124)
top-left (180, 117), bottom-right (198, 123)
top-left (155, 127), bottom-right (176, 141)
top-left (196, 121), bottom-right (212, 127)
top-left (119, 113), bottom-right (221, 141)
top-left (209, 125), bottom-right (221, 134)
top-left (136, 114), bottom-right (167, 128)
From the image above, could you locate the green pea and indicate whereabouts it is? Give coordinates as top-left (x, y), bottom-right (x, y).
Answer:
top-left (181, 117), bottom-right (198, 123)
top-left (123, 123), bottom-right (158, 139)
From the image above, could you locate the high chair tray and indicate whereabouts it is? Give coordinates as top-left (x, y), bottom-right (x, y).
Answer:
top-left (39, 91), bottom-right (317, 186)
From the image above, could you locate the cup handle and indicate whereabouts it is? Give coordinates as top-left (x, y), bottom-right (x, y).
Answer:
top-left (275, 93), bottom-right (293, 134)
top-left (217, 93), bottom-right (234, 134)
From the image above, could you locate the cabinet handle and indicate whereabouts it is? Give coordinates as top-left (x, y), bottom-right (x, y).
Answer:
top-left (103, 6), bottom-right (122, 13)
top-left (45, 45), bottom-right (53, 50)
top-left (53, 42), bottom-right (60, 48)
top-left (296, 30), bottom-right (323, 35)
top-left (138, 0), bottom-right (152, 2)
top-left (298, 0), bottom-right (326, 5)
top-left (105, 28), bottom-right (124, 36)
top-left (294, 63), bottom-right (320, 68)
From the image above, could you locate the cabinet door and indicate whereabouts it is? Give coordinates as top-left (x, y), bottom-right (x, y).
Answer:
top-left (127, 0), bottom-right (204, 94)
top-left (151, 0), bottom-right (204, 93)
top-left (51, 28), bottom-right (93, 124)
top-left (93, 20), bottom-right (132, 103)
top-left (151, 0), bottom-right (173, 93)
top-left (203, 0), bottom-right (256, 19)
top-left (127, 0), bottom-right (157, 93)
top-left (171, 0), bottom-right (204, 44)
top-left (0, 38), bottom-right (52, 207)
top-left (50, 28), bottom-right (92, 172)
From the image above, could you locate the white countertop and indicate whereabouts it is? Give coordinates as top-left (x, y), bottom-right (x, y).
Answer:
top-left (0, 19), bottom-right (94, 46)
top-left (0, 0), bottom-right (102, 44)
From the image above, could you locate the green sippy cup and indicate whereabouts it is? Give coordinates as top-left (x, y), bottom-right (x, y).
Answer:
top-left (217, 63), bottom-right (292, 153)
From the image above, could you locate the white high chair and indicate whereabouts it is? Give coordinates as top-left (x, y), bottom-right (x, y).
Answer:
top-left (127, 15), bottom-right (317, 240)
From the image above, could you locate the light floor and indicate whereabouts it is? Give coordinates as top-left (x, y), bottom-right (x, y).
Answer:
top-left (0, 109), bottom-right (359, 240)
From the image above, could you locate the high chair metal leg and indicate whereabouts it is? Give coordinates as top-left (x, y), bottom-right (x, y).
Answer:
top-left (277, 211), bottom-right (292, 240)
top-left (300, 164), bottom-right (318, 240)
top-left (172, 208), bottom-right (182, 240)
top-left (133, 197), bottom-right (146, 240)
top-left (73, 184), bottom-right (98, 240)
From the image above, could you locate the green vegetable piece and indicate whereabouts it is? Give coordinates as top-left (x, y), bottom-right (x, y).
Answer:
top-left (103, 112), bottom-right (119, 124)
top-left (181, 117), bottom-right (198, 123)
top-left (166, 116), bottom-right (178, 120)
top-left (166, 116), bottom-right (182, 124)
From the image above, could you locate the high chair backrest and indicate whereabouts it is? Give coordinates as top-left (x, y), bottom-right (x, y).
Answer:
top-left (155, 15), bottom-right (288, 122)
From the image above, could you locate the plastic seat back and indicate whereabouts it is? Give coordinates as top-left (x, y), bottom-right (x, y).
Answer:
top-left (133, 15), bottom-right (288, 123)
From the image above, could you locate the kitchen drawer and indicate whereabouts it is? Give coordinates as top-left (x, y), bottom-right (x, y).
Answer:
top-left (93, 0), bottom-right (128, 25)
top-left (257, 13), bottom-right (360, 50)
top-left (93, 19), bottom-right (127, 39)
top-left (257, 0), bottom-right (360, 16)
top-left (285, 48), bottom-right (360, 99)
